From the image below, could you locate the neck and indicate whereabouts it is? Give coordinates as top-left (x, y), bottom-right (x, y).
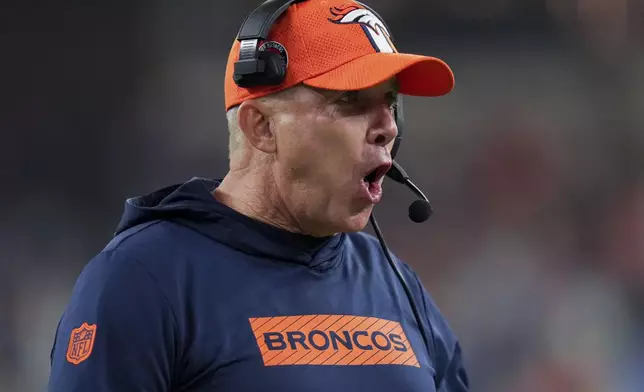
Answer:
top-left (214, 164), bottom-right (306, 236)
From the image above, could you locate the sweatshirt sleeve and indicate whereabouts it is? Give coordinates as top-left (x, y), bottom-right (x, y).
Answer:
top-left (408, 268), bottom-right (470, 391)
top-left (47, 249), bottom-right (177, 392)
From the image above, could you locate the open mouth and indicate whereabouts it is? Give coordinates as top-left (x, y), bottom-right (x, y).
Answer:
top-left (363, 163), bottom-right (391, 186)
top-left (360, 163), bottom-right (391, 203)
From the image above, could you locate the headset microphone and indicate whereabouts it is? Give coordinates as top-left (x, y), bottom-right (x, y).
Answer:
top-left (386, 160), bottom-right (433, 223)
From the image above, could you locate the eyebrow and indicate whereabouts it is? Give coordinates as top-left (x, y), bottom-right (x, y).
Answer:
top-left (310, 80), bottom-right (400, 101)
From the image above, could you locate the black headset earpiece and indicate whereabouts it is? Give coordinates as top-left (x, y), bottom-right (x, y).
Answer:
top-left (233, 0), bottom-right (307, 88)
top-left (257, 49), bottom-right (288, 85)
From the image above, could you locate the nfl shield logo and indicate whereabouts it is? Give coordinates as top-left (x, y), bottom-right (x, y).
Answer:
top-left (66, 322), bottom-right (97, 365)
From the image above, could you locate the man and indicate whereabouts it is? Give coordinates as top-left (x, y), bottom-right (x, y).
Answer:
top-left (47, 1), bottom-right (469, 391)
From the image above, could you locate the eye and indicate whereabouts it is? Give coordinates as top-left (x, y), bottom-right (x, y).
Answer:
top-left (331, 91), bottom-right (367, 115)
top-left (336, 91), bottom-right (359, 105)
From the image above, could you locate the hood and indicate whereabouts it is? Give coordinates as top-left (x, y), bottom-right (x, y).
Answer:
top-left (114, 177), bottom-right (345, 270)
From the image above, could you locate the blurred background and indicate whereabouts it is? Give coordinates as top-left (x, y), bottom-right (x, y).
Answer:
top-left (2, 0), bottom-right (643, 391)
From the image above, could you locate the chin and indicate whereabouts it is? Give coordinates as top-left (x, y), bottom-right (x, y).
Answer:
top-left (338, 208), bottom-right (373, 233)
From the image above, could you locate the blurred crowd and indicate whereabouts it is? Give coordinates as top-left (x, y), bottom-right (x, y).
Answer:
top-left (2, 1), bottom-right (643, 391)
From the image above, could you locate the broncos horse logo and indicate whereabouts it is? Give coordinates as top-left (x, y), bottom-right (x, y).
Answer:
top-left (329, 3), bottom-right (397, 53)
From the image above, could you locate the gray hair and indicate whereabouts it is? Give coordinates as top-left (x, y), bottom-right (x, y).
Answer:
top-left (226, 106), bottom-right (243, 159)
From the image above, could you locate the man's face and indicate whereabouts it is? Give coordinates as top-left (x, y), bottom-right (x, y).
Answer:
top-left (269, 80), bottom-right (399, 236)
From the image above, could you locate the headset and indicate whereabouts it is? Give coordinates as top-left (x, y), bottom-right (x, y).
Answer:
top-left (233, 0), bottom-right (441, 387)
top-left (233, 0), bottom-right (406, 160)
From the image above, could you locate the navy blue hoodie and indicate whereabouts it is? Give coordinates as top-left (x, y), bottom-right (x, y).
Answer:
top-left (47, 178), bottom-right (468, 391)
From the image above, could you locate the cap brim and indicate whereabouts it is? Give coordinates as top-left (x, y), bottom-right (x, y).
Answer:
top-left (302, 52), bottom-right (454, 97)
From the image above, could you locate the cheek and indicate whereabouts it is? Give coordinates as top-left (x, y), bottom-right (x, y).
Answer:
top-left (282, 118), bottom-right (358, 172)
top-left (276, 115), bottom-right (369, 216)
top-left (276, 120), bottom-right (327, 181)
top-left (316, 117), bottom-right (365, 160)
top-left (312, 125), bottom-right (363, 185)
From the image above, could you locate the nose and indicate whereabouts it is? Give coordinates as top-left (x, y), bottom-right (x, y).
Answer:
top-left (366, 103), bottom-right (398, 149)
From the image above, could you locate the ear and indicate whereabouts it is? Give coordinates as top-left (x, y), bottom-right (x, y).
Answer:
top-left (236, 100), bottom-right (277, 154)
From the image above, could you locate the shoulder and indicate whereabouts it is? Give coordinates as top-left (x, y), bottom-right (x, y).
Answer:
top-left (100, 219), bottom-right (217, 274)
top-left (72, 220), bottom-right (201, 311)
top-left (105, 219), bottom-right (196, 256)
top-left (71, 247), bottom-right (169, 309)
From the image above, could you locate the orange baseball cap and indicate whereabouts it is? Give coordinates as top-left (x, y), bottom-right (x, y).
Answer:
top-left (224, 0), bottom-right (455, 110)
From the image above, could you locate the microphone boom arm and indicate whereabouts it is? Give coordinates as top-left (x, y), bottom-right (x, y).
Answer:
top-left (386, 160), bottom-right (433, 222)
